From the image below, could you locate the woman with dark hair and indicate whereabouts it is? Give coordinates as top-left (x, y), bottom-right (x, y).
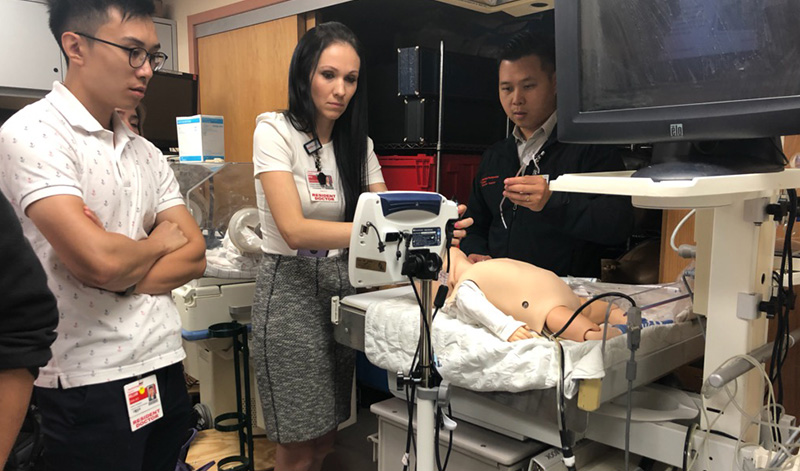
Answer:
top-left (252, 22), bottom-right (470, 470)
top-left (250, 22), bottom-right (385, 471)
top-left (116, 103), bottom-right (146, 135)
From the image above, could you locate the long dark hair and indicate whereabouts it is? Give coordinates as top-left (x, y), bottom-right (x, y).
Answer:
top-left (285, 21), bottom-right (369, 222)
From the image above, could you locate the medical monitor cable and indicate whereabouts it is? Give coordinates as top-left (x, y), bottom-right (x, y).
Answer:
top-left (777, 191), bottom-right (796, 402)
top-left (398, 219), bottom-right (458, 471)
top-left (549, 292), bottom-right (637, 340)
top-left (554, 338), bottom-right (577, 471)
top-left (670, 209), bottom-right (697, 259)
top-left (623, 306), bottom-right (643, 471)
top-left (766, 189), bottom-right (797, 423)
top-left (406, 275), bottom-right (454, 471)
top-left (549, 293), bottom-right (638, 471)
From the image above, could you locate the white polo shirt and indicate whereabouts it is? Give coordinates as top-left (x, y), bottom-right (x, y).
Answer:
top-left (0, 82), bottom-right (186, 388)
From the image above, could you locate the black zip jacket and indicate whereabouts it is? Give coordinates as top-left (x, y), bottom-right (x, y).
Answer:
top-left (461, 129), bottom-right (635, 277)
top-left (0, 191), bottom-right (58, 377)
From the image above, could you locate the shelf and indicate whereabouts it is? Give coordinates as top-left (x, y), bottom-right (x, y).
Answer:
top-left (549, 169), bottom-right (800, 209)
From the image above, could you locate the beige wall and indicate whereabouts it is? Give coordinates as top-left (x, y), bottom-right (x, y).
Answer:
top-left (162, 0), bottom-right (241, 73)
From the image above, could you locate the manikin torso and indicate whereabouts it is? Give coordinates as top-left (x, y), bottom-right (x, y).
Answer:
top-left (449, 257), bottom-right (581, 335)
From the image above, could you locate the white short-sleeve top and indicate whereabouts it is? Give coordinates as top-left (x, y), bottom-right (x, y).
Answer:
top-left (252, 112), bottom-right (384, 255)
top-left (0, 82), bottom-right (186, 388)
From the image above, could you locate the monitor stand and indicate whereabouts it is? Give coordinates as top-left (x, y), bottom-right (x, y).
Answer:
top-left (632, 137), bottom-right (786, 181)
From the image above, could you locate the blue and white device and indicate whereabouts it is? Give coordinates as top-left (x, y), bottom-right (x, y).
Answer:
top-left (349, 192), bottom-right (459, 288)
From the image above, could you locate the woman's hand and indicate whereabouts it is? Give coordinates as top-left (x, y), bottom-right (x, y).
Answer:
top-left (450, 204), bottom-right (473, 247)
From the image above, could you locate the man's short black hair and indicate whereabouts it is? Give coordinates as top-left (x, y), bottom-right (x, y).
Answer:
top-left (497, 31), bottom-right (556, 75)
top-left (47, 0), bottom-right (155, 56)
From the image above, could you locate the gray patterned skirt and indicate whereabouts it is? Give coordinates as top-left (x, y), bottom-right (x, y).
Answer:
top-left (250, 252), bottom-right (356, 443)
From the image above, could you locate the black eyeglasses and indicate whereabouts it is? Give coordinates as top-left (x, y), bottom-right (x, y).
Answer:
top-left (74, 32), bottom-right (168, 72)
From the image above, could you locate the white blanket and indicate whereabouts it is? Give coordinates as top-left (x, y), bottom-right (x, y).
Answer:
top-left (364, 289), bottom-right (695, 398)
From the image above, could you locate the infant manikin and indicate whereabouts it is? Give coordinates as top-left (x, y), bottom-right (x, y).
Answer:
top-left (442, 248), bottom-right (629, 342)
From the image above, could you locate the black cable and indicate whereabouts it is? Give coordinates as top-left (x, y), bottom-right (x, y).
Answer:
top-left (550, 292), bottom-right (637, 339)
top-left (408, 274), bottom-right (452, 471)
top-left (555, 340), bottom-right (576, 471)
top-left (442, 404), bottom-right (453, 470)
top-left (682, 272), bottom-right (694, 298)
top-left (409, 276), bottom-right (436, 381)
top-left (364, 221), bottom-right (386, 252)
top-left (624, 347), bottom-right (636, 471)
top-left (402, 314), bottom-right (423, 471)
top-left (435, 408), bottom-right (442, 471)
top-left (769, 189), bottom-right (797, 412)
top-left (402, 382), bottom-right (417, 471)
top-left (401, 217), bottom-right (454, 471)
top-left (433, 403), bottom-right (454, 471)
top-left (681, 423), bottom-right (698, 471)
top-left (779, 190), bottom-right (796, 397)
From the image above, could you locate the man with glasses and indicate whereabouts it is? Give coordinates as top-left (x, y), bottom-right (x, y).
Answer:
top-left (461, 31), bottom-right (634, 277)
top-left (0, 1), bottom-right (206, 470)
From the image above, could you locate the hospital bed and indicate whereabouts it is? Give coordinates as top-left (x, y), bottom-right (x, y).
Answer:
top-left (336, 170), bottom-right (800, 470)
top-left (332, 283), bottom-right (706, 448)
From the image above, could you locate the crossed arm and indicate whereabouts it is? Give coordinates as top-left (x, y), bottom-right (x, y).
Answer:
top-left (26, 195), bottom-right (206, 295)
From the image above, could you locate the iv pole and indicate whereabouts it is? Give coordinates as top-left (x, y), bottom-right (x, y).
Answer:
top-left (415, 39), bottom-right (446, 471)
top-left (415, 280), bottom-right (437, 471)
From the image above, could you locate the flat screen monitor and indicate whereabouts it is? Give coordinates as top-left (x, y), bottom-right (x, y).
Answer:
top-left (555, 0), bottom-right (800, 179)
top-left (140, 71), bottom-right (198, 154)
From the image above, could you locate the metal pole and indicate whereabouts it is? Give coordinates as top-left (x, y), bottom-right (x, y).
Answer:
top-left (704, 327), bottom-right (800, 395)
top-left (419, 280), bottom-right (433, 385)
top-left (417, 279), bottom-right (436, 471)
top-left (435, 40), bottom-right (444, 193)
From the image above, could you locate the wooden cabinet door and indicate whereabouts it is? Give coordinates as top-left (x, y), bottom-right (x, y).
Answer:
top-left (197, 14), bottom-right (312, 163)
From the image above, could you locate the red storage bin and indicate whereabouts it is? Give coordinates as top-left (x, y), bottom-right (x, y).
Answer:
top-left (439, 154), bottom-right (483, 204)
top-left (377, 154), bottom-right (435, 192)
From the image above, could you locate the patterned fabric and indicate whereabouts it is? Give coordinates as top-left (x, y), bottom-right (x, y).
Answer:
top-left (613, 318), bottom-right (675, 334)
top-left (250, 253), bottom-right (355, 443)
top-left (0, 82), bottom-right (185, 388)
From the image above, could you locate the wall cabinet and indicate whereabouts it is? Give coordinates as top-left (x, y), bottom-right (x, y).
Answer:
top-left (0, 0), bottom-right (63, 96)
top-left (0, 2), bottom-right (178, 99)
top-left (153, 17), bottom-right (178, 72)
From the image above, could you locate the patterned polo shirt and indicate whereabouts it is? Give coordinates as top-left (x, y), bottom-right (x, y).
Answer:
top-left (0, 82), bottom-right (186, 388)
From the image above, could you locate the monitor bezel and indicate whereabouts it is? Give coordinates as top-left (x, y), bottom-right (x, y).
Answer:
top-left (555, 0), bottom-right (800, 145)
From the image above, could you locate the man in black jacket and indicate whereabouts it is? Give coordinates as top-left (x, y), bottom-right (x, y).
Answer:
top-left (461, 31), bottom-right (634, 277)
top-left (0, 190), bottom-right (58, 468)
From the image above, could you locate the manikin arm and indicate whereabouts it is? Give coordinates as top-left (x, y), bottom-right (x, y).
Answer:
top-left (447, 280), bottom-right (528, 341)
